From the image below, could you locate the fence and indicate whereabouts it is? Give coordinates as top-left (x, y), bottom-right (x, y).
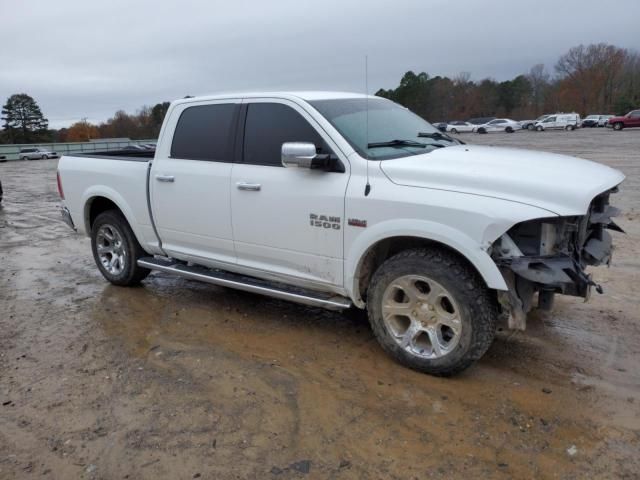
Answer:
top-left (0, 139), bottom-right (157, 161)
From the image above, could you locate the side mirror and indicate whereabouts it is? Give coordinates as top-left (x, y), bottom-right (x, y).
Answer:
top-left (281, 142), bottom-right (317, 169)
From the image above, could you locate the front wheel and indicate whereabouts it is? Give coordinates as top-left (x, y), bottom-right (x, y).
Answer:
top-left (536, 125), bottom-right (543, 131)
top-left (527, 124), bottom-right (535, 131)
top-left (450, 128), bottom-right (458, 134)
top-left (505, 126), bottom-right (514, 133)
top-left (613, 122), bottom-right (623, 131)
top-left (41, 154), bottom-right (47, 159)
top-left (367, 248), bottom-right (498, 376)
top-left (91, 210), bottom-right (150, 286)
top-left (565, 125), bottom-right (575, 131)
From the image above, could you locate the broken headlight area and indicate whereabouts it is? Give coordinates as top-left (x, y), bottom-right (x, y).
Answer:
top-left (491, 187), bottom-right (623, 329)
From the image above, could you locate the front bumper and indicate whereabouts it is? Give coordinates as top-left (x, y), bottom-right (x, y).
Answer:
top-left (61, 206), bottom-right (76, 231)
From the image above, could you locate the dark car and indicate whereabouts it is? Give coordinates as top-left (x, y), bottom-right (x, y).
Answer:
top-left (0, 154), bottom-right (6, 163)
top-left (432, 122), bottom-right (448, 132)
top-left (467, 116), bottom-right (496, 125)
top-left (0, 178), bottom-right (3, 203)
top-left (608, 110), bottom-right (640, 130)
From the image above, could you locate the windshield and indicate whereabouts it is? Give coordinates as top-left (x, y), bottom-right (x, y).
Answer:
top-left (309, 98), bottom-right (459, 160)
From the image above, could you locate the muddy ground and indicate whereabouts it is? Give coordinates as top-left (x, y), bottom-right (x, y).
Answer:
top-left (0, 128), bottom-right (639, 479)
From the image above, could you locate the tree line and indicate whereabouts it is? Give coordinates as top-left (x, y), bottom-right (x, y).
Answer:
top-left (0, 96), bottom-right (170, 144)
top-left (376, 43), bottom-right (640, 122)
top-left (2, 42), bottom-right (639, 144)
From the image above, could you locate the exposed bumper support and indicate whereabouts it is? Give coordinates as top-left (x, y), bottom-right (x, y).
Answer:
top-left (61, 206), bottom-right (76, 231)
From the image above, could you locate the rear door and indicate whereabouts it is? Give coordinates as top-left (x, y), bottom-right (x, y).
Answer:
top-left (629, 110), bottom-right (640, 127)
top-left (150, 100), bottom-right (240, 266)
top-left (230, 99), bottom-right (350, 288)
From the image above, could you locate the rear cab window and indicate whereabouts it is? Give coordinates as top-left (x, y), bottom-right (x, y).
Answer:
top-left (170, 103), bottom-right (238, 161)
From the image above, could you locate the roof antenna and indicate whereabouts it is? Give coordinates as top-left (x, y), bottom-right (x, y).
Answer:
top-left (364, 55), bottom-right (371, 197)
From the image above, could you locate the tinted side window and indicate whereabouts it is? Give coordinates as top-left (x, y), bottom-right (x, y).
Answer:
top-left (243, 103), bottom-right (328, 166)
top-left (171, 103), bottom-right (237, 161)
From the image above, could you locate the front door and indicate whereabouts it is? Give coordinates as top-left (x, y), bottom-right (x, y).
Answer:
top-left (230, 100), bottom-right (350, 289)
top-left (151, 100), bottom-right (239, 266)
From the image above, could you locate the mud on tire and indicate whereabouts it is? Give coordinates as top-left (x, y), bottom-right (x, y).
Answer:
top-left (91, 210), bottom-right (150, 286)
top-left (367, 248), bottom-right (498, 376)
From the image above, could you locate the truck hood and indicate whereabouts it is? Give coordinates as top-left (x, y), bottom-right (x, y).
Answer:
top-left (379, 145), bottom-right (625, 216)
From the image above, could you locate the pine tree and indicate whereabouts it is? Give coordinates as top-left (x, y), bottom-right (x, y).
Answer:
top-left (1, 94), bottom-right (49, 144)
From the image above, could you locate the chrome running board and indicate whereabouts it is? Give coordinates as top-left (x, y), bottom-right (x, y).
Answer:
top-left (137, 257), bottom-right (352, 311)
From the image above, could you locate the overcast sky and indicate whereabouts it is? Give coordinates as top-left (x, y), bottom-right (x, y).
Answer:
top-left (1, 0), bottom-right (639, 128)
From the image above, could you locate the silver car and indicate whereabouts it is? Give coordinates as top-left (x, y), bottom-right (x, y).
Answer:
top-left (19, 147), bottom-right (58, 160)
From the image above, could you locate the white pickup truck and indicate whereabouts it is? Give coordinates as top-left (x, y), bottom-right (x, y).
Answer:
top-left (57, 92), bottom-right (625, 376)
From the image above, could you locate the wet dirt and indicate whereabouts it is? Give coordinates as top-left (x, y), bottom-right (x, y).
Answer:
top-left (1, 128), bottom-right (639, 479)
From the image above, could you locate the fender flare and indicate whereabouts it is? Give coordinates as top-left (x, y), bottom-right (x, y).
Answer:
top-left (81, 186), bottom-right (150, 247)
top-left (345, 219), bottom-right (508, 306)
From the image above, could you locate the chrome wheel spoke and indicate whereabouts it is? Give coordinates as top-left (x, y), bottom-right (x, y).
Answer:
top-left (400, 321), bottom-right (422, 349)
top-left (427, 327), bottom-right (443, 357)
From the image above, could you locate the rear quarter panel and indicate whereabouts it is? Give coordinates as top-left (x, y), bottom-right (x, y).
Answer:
top-left (58, 155), bottom-right (159, 252)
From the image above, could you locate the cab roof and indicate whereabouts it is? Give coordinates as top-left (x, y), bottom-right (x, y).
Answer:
top-left (171, 91), bottom-right (376, 106)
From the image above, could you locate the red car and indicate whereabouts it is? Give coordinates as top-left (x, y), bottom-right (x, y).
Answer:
top-left (608, 109), bottom-right (640, 130)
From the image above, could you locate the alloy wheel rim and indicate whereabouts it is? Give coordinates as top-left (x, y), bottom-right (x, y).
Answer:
top-left (381, 275), bottom-right (462, 359)
top-left (96, 224), bottom-right (126, 275)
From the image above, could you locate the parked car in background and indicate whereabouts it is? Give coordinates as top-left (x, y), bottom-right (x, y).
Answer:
top-left (520, 115), bottom-right (549, 130)
top-left (608, 110), bottom-right (640, 130)
top-left (599, 115), bottom-right (614, 127)
top-left (432, 122), bottom-right (448, 132)
top-left (0, 154), bottom-right (6, 163)
top-left (468, 116), bottom-right (495, 126)
top-left (535, 113), bottom-right (580, 131)
top-left (446, 121), bottom-right (475, 133)
top-left (582, 115), bottom-right (613, 128)
top-left (19, 147), bottom-right (58, 160)
top-left (476, 118), bottom-right (521, 134)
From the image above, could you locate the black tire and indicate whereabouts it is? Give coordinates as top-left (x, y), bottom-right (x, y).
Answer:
top-left (91, 210), bottom-right (150, 286)
top-left (451, 128), bottom-right (458, 134)
top-left (536, 125), bottom-right (543, 132)
top-left (478, 127), bottom-right (487, 134)
top-left (41, 154), bottom-right (47, 159)
top-left (565, 125), bottom-right (575, 131)
top-left (367, 248), bottom-right (498, 376)
top-left (505, 126), bottom-right (514, 133)
top-left (527, 124), bottom-right (534, 131)
top-left (613, 122), bottom-right (623, 131)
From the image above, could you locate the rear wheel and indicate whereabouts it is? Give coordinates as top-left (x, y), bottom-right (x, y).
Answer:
top-left (478, 127), bottom-right (487, 134)
top-left (41, 154), bottom-right (47, 159)
top-left (536, 125), bottom-right (543, 132)
top-left (527, 124), bottom-right (535, 130)
top-left (367, 248), bottom-right (498, 376)
top-left (613, 122), bottom-right (624, 131)
top-left (91, 210), bottom-right (150, 286)
top-left (505, 126), bottom-right (514, 133)
top-left (451, 128), bottom-right (458, 134)
top-left (565, 125), bottom-right (575, 131)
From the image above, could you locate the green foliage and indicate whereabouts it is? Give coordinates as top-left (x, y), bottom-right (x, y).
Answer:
top-left (1, 93), bottom-right (50, 144)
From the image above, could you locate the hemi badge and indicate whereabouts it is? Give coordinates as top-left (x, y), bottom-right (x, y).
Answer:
top-left (348, 218), bottom-right (367, 228)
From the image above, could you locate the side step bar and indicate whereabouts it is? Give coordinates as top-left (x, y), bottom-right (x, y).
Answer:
top-left (137, 257), bottom-right (352, 311)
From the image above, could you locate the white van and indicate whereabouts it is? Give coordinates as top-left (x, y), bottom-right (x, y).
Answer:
top-left (535, 113), bottom-right (581, 131)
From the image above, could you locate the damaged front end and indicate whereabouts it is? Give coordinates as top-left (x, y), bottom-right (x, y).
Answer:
top-left (491, 187), bottom-right (623, 329)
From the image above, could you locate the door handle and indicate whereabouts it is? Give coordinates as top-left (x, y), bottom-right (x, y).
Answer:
top-left (236, 182), bottom-right (261, 191)
top-left (155, 175), bottom-right (175, 183)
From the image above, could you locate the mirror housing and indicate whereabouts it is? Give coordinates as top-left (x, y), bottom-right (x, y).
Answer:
top-left (281, 142), bottom-right (317, 169)
top-left (281, 142), bottom-right (344, 172)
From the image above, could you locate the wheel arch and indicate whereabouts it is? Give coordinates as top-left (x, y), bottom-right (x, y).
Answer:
top-left (81, 188), bottom-right (148, 248)
top-left (346, 225), bottom-right (508, 308)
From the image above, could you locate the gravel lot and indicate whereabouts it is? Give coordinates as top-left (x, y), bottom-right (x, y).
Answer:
top-left (1, 128), bottom-right (639, 479)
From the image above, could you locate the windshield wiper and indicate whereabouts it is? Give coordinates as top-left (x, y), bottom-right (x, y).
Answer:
top-left (367, 139), bottom-right (427, 149)
top-left (418, 131), bottom-right (460, 143)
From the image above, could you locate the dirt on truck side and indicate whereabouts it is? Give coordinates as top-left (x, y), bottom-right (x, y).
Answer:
top-left (1, 128), bottom-right (639, 479)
